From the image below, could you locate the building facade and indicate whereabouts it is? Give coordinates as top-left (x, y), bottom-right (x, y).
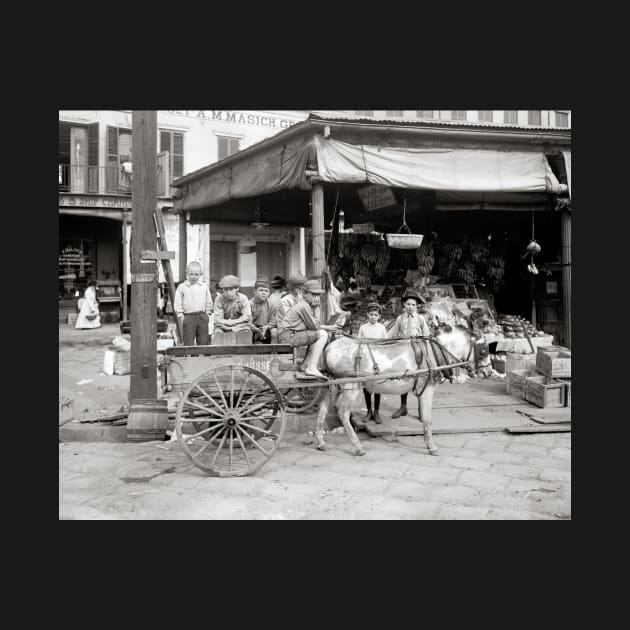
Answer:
top-left (58, 109), bottom-right (308, 321)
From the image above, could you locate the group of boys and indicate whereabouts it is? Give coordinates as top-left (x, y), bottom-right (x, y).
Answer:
top-left (174, 261), bottom-right (432, 416)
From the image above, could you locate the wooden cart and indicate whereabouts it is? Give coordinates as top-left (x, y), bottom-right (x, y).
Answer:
top-left (162, 343), bottom-right (470, 478)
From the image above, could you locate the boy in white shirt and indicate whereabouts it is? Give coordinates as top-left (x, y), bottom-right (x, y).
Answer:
top-left (358, 302), bottom-right (388, 423)
top-left (174, 261), bottom-right (213, 345)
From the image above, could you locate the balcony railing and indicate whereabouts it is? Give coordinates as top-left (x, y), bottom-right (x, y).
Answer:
top-left (59, 159), bottom-right (175, 197)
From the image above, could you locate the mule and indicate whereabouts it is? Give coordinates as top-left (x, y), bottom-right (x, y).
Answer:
top-left (314, 325), bottom-right (492, 457)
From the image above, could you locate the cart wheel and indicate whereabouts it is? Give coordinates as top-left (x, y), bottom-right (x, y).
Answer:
top-left (281, 386), bottom-right (326, 414)
top-left (175, 364), bottom-right (286, 477)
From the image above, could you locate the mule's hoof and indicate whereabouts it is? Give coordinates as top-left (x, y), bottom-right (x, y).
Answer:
top-left (316, 445), bottom-right (326, 451)
top-left (355, 449), bottom-right (366, 457)
top-left (428, 447), bottom-right (439, 456)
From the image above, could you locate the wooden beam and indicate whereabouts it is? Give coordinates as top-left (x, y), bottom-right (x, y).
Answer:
top-left (506, 425), bottom-right (571, 433)
top-left (129, 111), bottom-right (158, 404)
top-left (121, 212), bottom-right (128, 322)
top-left (141, 250), bottom-right (175, 260)
top-left (179, 212), bottom-right (187, 282)
top-left (165, 344), bottom-right (293, 357)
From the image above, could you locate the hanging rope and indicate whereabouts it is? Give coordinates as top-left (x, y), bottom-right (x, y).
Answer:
top-left (325, 186), bottom-right (341, 266)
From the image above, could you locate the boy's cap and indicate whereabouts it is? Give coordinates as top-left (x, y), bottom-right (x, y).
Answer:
top-left (218, 275), bottom-right (240, 288)
top-left (302, 279), bottom-right (324, 294)
top-left (366, 302), bottom-right (382, 312)
top-left (254, 277), bottom-right (270, 288)
top-left (402, 290), bottom-right (423, 303)
top-left (271, 276), bottom-right (285, 289)
top-left (287, 274), bottom-right (307, 289)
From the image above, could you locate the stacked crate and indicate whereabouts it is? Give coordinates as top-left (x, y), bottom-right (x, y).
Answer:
top-left (506, 345), bottom-right (571, 408)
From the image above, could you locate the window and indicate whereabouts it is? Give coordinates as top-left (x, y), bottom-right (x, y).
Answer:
top-left (159, 130), bottom-right (184, 180)
top-left (355, 110), bottom-right (374, 117)
top-left (555, 111), bottom-right (569, 127)
top-left (451, 111), bottom-right (467, 121)
top-left (504, 110), bottom-right (518, 124)
top-left (59, 122), bottom-right (99, 193)
top-left (528, 110), bottom-right (541, 126)
top-left (385, 111), bottom-right (404, 117)
top-left (478, 110), bottom-right (493, 122)
top-left (106, 126), bottom-right (133, 193)
top-left (217, 135), bottom-right (240, 161)
top-left (416, 111), bottom-right (434, 119)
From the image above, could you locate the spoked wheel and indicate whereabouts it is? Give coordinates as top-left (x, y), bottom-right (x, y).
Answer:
top-left (281, 386), bottom-right (326, 414)
top-left (175, 365), bottom-right (286, 477)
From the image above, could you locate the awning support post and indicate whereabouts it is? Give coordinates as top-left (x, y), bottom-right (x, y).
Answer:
top-left (311, 183), bottom-right (327, 323)
top-left (560, 209), bottom-right (571, 348)
top-left (179, 211), bottom-right (187, 282)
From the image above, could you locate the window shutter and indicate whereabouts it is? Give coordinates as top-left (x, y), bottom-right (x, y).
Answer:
top-left (106, 126), bottom-right (118, 193)
top-left (173, 133), bottom-right (183, 155)
top-left (229, 138), bottom-right (240, 155)
top-left (528, 111), bottom-right (541, 126)
top-left (160, 130), bottom-right (171, 153)
top-left (107, 126), bottom-right (118, 156)
top-left (218, 137), bottom-right (228, 160)
top-left (87, 123), bottom-right (99, 193)
top-left (173, 155), bottom-right (183, 178)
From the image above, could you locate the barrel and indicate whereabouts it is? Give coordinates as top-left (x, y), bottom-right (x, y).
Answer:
top-left (505, 351), bottom-right (537, 375)
top-left (126, 399), bottom-right (168, 442)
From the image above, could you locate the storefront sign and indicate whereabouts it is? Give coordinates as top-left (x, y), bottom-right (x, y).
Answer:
top-left (357, 185), bottom-right (397, 211)
top-left (60, 195), bottom-right (132, 209)
top-left (164, 110), bottom-right (301, 130)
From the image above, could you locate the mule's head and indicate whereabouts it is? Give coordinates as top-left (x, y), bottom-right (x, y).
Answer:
top-left (471, 332), bottom-right (492, 377)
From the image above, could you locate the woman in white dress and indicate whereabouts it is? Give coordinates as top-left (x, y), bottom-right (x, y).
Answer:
top-left (75, 281), bottom-right (101, 329)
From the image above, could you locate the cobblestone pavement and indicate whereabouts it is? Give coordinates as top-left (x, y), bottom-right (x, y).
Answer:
top-left (59, 429), bottom-right (571, 520)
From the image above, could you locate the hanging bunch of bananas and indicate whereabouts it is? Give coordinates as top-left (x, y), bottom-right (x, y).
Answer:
top-left (361, 241), bottom-right (379, 264)
top-left (416, 241), bottom-right (435, 275)
top-left (456, 261), bottom-right (476, 285)
top-left (374, 240), bottom-right (390, 277)
top-left (442, 242), bottom-right (463, 261)
top-left (469, 240), bottom-right (490, 264)
top-left (487, 257), bottom-right (505, 280)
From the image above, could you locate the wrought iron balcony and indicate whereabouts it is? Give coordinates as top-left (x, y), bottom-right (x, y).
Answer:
top-left (58, 162), bottom-right (175, 197)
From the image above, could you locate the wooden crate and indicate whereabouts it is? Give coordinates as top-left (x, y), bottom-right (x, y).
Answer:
top-left (67, 312), bottom-right (78, 326)
top-left (556, 378), bottom-right (571, 407)
top-left (525, 375), bottom-right (566, 408)
top-left (506, 369), bottom-right (537, 399)
top-left (536, 348), bottom-right (571, 378)
top-left (506, 351), bottom-right (537, 374)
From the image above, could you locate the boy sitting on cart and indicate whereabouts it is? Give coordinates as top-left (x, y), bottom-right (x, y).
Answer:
top-left (249, 276), bottom-right (277, 344)
top-left (213, 275), bottom-right (252, 344)
top-left (278, 279), bottom-right (340, 380)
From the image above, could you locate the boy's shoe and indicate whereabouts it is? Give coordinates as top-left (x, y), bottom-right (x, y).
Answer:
top-left (391, 405), bottom-right (407, 419)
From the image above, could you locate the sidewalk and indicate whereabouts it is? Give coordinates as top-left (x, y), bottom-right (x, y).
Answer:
top-left (59, 323), bottom-right (571, 519)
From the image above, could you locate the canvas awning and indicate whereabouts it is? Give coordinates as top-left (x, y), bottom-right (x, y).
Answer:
top-left (314, 136), bottom-right (564, 194)
top-left (174, 124), bottom-right (568, 215)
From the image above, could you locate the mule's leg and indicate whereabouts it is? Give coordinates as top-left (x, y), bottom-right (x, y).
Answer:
top-left (418, 383), bottom-right (439, 456)
top-left (336, 388), bottom-right (366, 456)
top-left (315, 392), bottom-right (332, 451)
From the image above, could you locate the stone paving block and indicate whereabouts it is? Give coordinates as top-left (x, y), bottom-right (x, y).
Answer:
top-left (457, 470), bottom-right (512, 491)
top-left (505, 443), bottom-right (550, 456)
top-left (548, 447), bottom-right (571, 460)
top-left (419, 434), bottom-right (468, 448)
top-left (478, 493), bottom-right (543, 513)
top-left (362, 460), bottom-right (413, 478)
top-left (435, 505), bottom-right (489, 520)
top-left (403, 466), bottom-right (460, 485)
top-left (194, 476), bottom-right (268, 496)
top-left (539, 468), bottom-right (571, 482)
top-left (439, 456), bottom-right (492, 472)
top-left (384, 480), bottom-right (431, 502)
top-left (433, 447), bottom-right (483, 459)
top-left (552, 435), bottom-right (572, 449)
top-left (326, 474), bottom-right (392, 496)
top-left (484, 508), bottom-right (538, 520)
top-left (258, 482), bottom-right (322, 503)
top-left (479, 451), bottom-right (530, 466)
top-left (508, 478), bottom-right (561, 494)
top-left (358, 498), bottom-right (440, 520)
top-left (525, 456), bottom-right (571, 471)
top-left (427, 485), bottom-right (481, 504)
top-left (463, 437), bottom-right (509, 452)
top-left (511, 434), bottom-right (560, 447)
top-left (487, 463), bottom-right (541, 480)
top-left (60, 504), bottom-right (121, 520)
top-left (396, 451), bottom-right (443, 467)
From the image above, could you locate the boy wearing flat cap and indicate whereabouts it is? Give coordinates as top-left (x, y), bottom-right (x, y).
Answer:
top-left (388, 290), bottom-right (431, 418)
top-left (249, 277), bottom-right (277, 343)
top-left (278, 279), bottom-right (340, 379)
top-left (214, 275), bottom-right (252, 334)
top-left (269, 276), bottom-right (286, 311)
top-left (274, 273), bottom-right (306, 331)
top-left (358, 302), bottom-right (388, 423)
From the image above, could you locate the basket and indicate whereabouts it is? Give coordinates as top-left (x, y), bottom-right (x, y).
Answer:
top-left (86, 313), bottom-right (98, 321)
top-left (385, 198), bottom-right (423, 249)
top-left (386, 233), bottom-right (424, 249)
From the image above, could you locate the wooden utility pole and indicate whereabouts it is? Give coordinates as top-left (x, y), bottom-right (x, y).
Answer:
top-left (179, 211), bottom-right (187, 281)
top-left (311, 183), bottom-right (327, 323)
top-left (127, 111), bottom-right (164, 441)
top-left (560, 209), bottom-right (571, 348)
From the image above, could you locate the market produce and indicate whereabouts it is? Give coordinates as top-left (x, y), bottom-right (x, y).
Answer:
top-left (416, 241), bottom-right (435, 275)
